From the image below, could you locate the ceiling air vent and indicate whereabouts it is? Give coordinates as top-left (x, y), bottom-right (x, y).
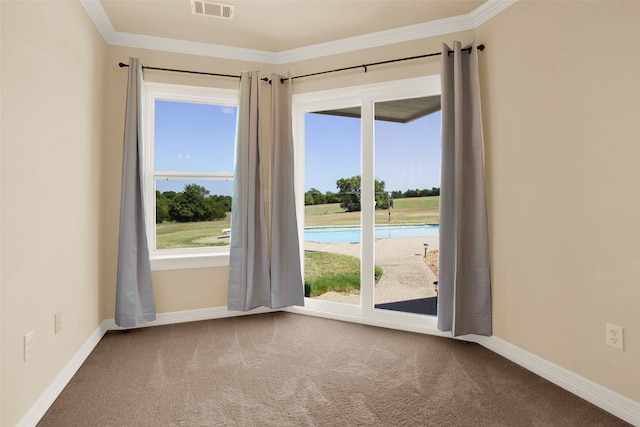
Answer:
top-left (191, 0), bottom-right (234, 19)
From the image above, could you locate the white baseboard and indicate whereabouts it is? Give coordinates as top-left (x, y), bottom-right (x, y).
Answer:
top-left (17, 322), bottom-right (109, 427)
top-left (102, 305), bottom-right (280, 331)
top-left (20, 307), bottom-right (640, 427)
top-left (469, 335), bottom-right (640, 426)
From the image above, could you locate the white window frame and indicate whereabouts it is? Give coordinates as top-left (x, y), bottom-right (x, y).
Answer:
top-left (144, 82), bottom-right (237, 271)
top-left (291, 75), bottom-right (445, 334)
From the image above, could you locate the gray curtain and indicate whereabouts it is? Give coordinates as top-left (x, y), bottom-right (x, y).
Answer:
top-left (115, 57), bottom-right (156, 327)
top-left (269, 73), bottom-right (304, 308)
top-left (228, 71), bottom-right (271, 311)
top-left (437, 41), bottom-right (492, 337)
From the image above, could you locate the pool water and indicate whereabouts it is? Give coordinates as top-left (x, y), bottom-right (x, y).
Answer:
top-left (304, 224), bottom-right (439, 244)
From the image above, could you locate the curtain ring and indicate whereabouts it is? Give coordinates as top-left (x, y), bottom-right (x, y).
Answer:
top-left (363, 64), bottom-right (368, 73)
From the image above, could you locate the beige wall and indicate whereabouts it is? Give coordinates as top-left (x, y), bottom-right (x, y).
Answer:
top-left (0, 1), bottom-right (106, 425)
top-left (477, 1), bottom-right (640, 402)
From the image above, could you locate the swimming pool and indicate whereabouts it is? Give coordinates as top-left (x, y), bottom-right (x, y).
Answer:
top-left (304, 224), bottom-right (439, 244)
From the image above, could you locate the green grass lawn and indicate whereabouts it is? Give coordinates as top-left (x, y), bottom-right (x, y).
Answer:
top-left (156, 215), bottom-right (231, 249)
top-left (304, 251), bottom-right (383, 297)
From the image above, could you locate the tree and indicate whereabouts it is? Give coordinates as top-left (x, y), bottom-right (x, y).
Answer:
top-left (162, 190), bottom-right (178, 201)
top-left (209, 194), bottom-right (232, 214)
top-left (404, 189), bottom-right (419, 198)
top-left (205, 197), bottom-right (228, 220)
top-left (401, 187), bottom-right (440, 198)
top-left (306, 188), bottom-right (327, 205)
top-left (305, 193), bottom-right (314, 206)
top-left (374, 179), bottom-right (388, 209)
top-left (335, 176), bottom-right (387, 212)
top-left (169, 184), bottom-right (210, 222)
top-left (336, 175), bottom-right (361, 212)
top-left (167, 184), bottom-right (231, 222)
top-left (156, 191), bottom-right (171, 223)
top-left (325, 191), bottom-right (340, 204)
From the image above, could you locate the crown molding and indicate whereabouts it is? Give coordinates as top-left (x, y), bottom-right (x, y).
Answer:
top-left (470, 0), bottom-right (519, 27)
top-left (109, 31), bottom-right (279, 64)
top-left (80, 0), bottom-right (115, 42)
top-left (274, 14), bottom-right (475, 64)
top-left (80, 0), bottom-right (516, 65)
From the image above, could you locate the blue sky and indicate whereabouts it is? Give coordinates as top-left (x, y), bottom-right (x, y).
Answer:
top-left (304, 110), bottom-right (441, 194)
top-left (155, 100), bottom-right (236, 173)
top-left (154, 100), bottom-right (441, 196)
top-left (154, 100), bottom-right (236, 195)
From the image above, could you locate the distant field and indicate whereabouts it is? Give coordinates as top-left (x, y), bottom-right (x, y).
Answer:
top-left (156, 196), bottom-right (439, 249)
top-left (305, 196), bottom-right (439, 227)
top-left (156, 215), bottom-right (231, 249)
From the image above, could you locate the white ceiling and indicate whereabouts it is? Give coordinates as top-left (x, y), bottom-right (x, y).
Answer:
top-left (83, 0), bottom-right (516, 64)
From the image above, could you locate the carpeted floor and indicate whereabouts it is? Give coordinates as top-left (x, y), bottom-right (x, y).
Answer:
top-left (39, 312), bottom-right (629, 426)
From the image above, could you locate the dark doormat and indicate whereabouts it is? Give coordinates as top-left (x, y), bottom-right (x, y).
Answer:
top-left (375, 296), bottom-right (438, 316)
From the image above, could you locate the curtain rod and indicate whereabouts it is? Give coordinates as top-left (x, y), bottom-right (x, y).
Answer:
top-left (117, 63), bottom-right (269, 82)
top-left (117, 44), bottom-right (484, 83)
top-left (285, 44), bottom-right (484, 82)
top-left (118, 62), bottom-right (241, 79)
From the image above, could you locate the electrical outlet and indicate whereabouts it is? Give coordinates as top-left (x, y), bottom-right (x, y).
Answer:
top-left (24, 331), bottom-right (35, 361)
top-left (606, 323), bottom-right (624, 350)
top-left (55, 312), bottom-right (62, 335)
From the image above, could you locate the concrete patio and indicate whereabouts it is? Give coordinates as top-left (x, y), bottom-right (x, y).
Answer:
top-left (304, 235), bottom-right (439, 305)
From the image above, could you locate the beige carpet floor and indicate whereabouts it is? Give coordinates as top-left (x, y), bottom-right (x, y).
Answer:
top-left (39, 312), bottom-right (629, 426)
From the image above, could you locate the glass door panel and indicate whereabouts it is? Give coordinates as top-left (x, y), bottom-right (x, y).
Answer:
top-left (372, 97), bottom-right (441, 316)
top-left (303, 110), bottom-right (362, 306)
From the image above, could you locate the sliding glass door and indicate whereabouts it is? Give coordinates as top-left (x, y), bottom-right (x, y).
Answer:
top-left (294, 76), bottom-right (442, 329)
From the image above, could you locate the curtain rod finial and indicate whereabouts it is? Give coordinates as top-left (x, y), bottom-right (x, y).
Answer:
top-left (118, 62), bottom-right (128, 68)
top-left (477, 44), bottom-right (485, 51)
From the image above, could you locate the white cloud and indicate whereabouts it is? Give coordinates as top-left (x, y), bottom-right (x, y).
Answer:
top-left (220, 106), bottom-right (236, 115)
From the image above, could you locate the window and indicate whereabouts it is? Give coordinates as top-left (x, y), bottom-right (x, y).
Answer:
top-left (144, 83), bottom-right (237, 270)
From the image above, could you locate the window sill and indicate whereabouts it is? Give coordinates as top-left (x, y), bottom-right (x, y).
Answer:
top-left (150, 252), bottom-right (230, 271)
